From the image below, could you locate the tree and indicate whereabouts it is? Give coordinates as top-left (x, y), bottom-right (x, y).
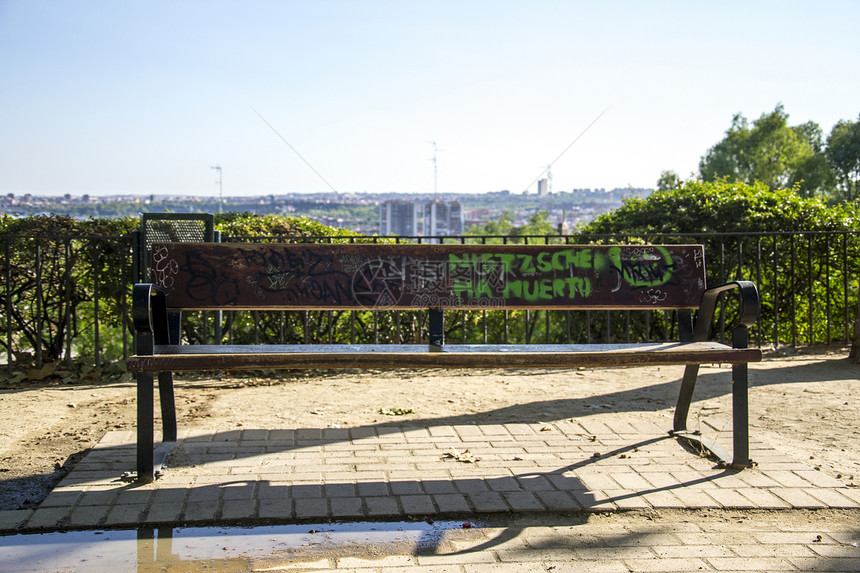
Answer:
top-left (826, 116), bottom-right (860, 203)
top-left (699, 104), bottom-right (834, 197)
top-left (467, 210), bottom-right (556, 240)
top-left (0, 215), bottom-right (138, 366)
top-left (512, 211), bottom-right (556, 237)
top-left (579, 180), bottom-right (860, 356)
top-left (582, 179), bottom-right (853, 235)
top-left (656, 170), bottom-right (681, 191)
top-left (0, 213), bottom-right (370, 371)
top-left (466, 211), bottom-right (513, 237)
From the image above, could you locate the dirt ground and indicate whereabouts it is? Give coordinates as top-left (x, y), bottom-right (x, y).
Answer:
top-left (1, 347), bottom-right (858, 513)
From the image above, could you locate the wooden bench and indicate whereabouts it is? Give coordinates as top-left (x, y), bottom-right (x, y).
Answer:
top-left (128, 242), bottom-right (762, 482)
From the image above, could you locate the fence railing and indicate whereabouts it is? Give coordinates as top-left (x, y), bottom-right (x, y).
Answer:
top-left (1, 231), bottom-right (858, 373)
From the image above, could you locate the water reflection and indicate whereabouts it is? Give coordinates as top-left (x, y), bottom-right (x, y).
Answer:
top-left (0, 520), bottom-right (482, 572)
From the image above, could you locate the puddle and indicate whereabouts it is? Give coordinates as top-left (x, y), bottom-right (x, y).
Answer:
top-left (0, 520), bottom-right (485, 572)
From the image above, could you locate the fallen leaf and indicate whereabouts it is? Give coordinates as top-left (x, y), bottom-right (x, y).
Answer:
top-left (380, 407), bottom-right (415, 416)
top-left (443, 448), bottom-right (480, 463)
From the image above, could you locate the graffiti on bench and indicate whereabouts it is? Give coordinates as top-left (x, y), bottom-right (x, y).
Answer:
top-left (149, 243), bottom-right (706, 310)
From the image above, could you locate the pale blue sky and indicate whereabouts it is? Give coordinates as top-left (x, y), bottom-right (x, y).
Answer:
top-left (1, 1), bottom-right (858, 197)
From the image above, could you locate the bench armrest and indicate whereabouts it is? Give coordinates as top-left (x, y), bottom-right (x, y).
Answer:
top-left (693, 280), bottom-right (760, 344)
top-left (132, 283), bottom-right (170, 347)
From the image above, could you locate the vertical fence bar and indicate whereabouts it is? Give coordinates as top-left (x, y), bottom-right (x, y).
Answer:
top-left (843, 233), bottom-right (850, 344)
top-left (735, 237), bottom-right (743, 280)
top-left (121, 236), bottom-right (130, 361)
top-left (65, 239), bottom-right (73, 366)
top-left (565, 310), bottom-right (571, 343)
top-left (279, 311), bottom-right (285, 344)
top-left (790, 235), bottom-right (797, 347)
top-left (523, 237), bottom-right (530, 344)
top-left (604, 310), bottom-right (611, 343)
top-left (92, 242), bottom-right (100, 367)
top-left (826, 234), bottom-right (832, 344)
top-left (479, 237), bottom-right (487, 344)
top-left (482, 310), bottom-right (487, 344)
top-left (808, 234), bottom-right (814, 344)
top-left (773, 235), bottom-right (779, 347)
top-left (525, 310), bottom-right (530, 344)
top-left (735, 237), bottom-right (743, 342)
top-left (503, 235), bottom-right (509, 344)
top-left (461, 235), bottom-right (467, 344)
top-left (645, 310), bottom-right (650, 342)
top-left (586, 310), bottom-right (592, 343)
top-left (503, 307), bottom-right (509, 344)
top-left (545, 310), bottom-right (550, 344)
top-left (717, 237), bottom-right (728, 341)
top-left (755, 237), bottom-right (762, 348)
top-left (4, 239), bottom-right (11, 373)
top-left (35, 242), bottom-right (43, 369)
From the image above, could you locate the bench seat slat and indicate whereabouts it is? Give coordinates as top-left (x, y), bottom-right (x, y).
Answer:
top-left (128, 342), bottom-right (761, 372)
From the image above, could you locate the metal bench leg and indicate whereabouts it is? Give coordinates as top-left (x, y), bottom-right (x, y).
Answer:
top-left (671, 364), bottom-right (734, 465)
top-left (672, 326), bottom-right (755, 469)
top-left (673, 364), bottom-right (700, 432)
top-left (137, 371), bottom-right (155, 482)
top-left (158, 372), bottom-right (177, 443)
top-left (732, 361), bottom-right (751, 467)
top-left (731, 325), bottom-right (752, 468)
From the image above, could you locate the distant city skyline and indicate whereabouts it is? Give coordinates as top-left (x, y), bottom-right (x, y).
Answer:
top-left (1, 1), bottom-right (858, 197)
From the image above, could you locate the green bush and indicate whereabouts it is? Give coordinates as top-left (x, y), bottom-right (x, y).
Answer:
top-left (575, 180), bottom-right (860, 347)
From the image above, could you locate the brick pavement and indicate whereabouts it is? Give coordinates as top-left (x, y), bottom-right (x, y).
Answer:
top-left (3, 417), bottom-right (858, 533)
top-left (1, 416), bottom-right (859, 571)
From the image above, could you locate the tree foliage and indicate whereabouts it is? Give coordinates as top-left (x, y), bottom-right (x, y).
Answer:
top-left (583, 179), bottom-right (856, 236)
top-left (214, 212), bottom-right (364, 240)
top-left (826, 116), bottom-right (860, 203)
top-left (466, 210), bottom-right (557, 241)
top-left (0, 215), bottom-right (139, 370)
top-left (0, 214), bottom-right (368, 376)
top-left (698, 104), bottom-right (834, 197)
top-left (656, 170), bottom-right (682, 191)
top-left (579, 180), bottom-right (860, 356)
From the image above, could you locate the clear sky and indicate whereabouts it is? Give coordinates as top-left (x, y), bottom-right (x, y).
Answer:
top-left (1, 1), bottom-right (858, 198)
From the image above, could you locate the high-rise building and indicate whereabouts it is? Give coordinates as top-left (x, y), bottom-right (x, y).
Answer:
top-left (537, 178), bottom-right (550, 197)
top-left (379, 200), bottom-right (417, 236)
top-left (423, 200), bottom-right (464, 236)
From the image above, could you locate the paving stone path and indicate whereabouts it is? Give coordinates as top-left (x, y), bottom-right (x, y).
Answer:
top-left (1, 416), bottom-right (858, 571)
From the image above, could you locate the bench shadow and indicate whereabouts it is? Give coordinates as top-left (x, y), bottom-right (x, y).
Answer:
top-left (6, 358), bottom-right (857, 564)
top-left (111, 434), bottom-right (745, 562)
top-left (167, 356), bottom-right (859, 460)
top-left (10, 356), bottom-right (856, 514)
top-left (169, 355), bottom-right (860, 427)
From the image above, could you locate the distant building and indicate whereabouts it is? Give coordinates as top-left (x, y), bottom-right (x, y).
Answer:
top-left (423, 200), bottom-right (464, 236)
top-left (379, 199), bottom-right (417, 236)
top-left (537, 178), bottom-right (550, 197)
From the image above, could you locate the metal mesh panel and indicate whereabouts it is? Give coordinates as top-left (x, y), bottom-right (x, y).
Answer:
top-left (138, 213), bottom-right (214, 281)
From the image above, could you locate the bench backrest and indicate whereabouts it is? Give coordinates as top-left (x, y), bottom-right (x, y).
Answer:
top-left (147, 243), bottom-right (706, 311)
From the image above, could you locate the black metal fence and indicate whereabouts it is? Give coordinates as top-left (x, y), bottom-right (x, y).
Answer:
top-left (1, 231), bottom-right (858, 373)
